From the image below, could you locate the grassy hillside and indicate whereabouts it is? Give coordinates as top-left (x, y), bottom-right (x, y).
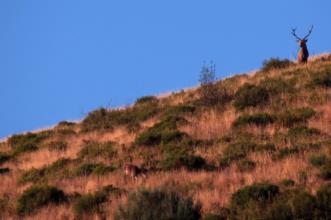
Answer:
top-left (1, 54), bottom-right (331, 219)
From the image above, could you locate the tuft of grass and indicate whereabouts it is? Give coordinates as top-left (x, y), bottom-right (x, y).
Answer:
top-left (16, 185), bottom-right (67, 215)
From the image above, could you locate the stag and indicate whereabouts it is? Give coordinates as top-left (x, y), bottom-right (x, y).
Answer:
top-left (291, 25), bottom-right (313, 63)
top-left (123, 163), bottom-right (146, 180)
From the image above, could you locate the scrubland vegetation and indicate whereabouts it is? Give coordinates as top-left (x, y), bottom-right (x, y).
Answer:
top-left (1, 54), bottom-right (331, 219)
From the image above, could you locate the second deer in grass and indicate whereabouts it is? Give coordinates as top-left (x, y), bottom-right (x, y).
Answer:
top-left (123, 163), bottom-right (146, 180)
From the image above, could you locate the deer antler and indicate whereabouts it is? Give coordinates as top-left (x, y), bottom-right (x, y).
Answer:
top-left (303, 25), bottom-right (314, 40)
top-left (291, 28), bottom-right (302, 41)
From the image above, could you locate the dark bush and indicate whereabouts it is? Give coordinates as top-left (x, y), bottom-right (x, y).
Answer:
top-left (46, 141), bottom-right (68, 151)
top-left (219, 142), bottom-right (257, 168)
top-left (309, 154), bottom-right (328, 167)
top-left (232, 113), bottom-right (275, 127)
top-left (316, 183), bottom-right (331, 219)
top-left (81, 103), bottom-right (159, 133)
top-left (19, 168), bottom-right (46, 184)
top-left (0, 153), bottom-right (11, 165)
top-left (161, 147), bottom-right (206, 171)
top-left (259, 77), bottom-right (294, 96)
top-left (281, 179), bottom-right (295, 187)
top-left (115, 189), bottom-right (201, 220)
top-left (310, 70), bottom-right (331, 88)
top-left (163, 104), bottom-right (196, 119)
top-left (255, 143), bottom-right (276, 152)
top-left (81, 108), bottom-right (113, 132)
top-left (78, 141), bottom-right (117, 160)
top-left (203, 210), bottom-right (229, 220)
top-left (287, 126), bottom-right (320, 138)
top-left (135, 96), bottom-right (158, 105)
top-left (57, 121), bottom-right (76, 127)
top-left (261, 58), bottom-right (293, 72)
top-left (8, 132), bottom-right (51, 155)
top-left (134, 116), bottom-right (188, 147)
top-left (229, 183), bottom-right (279, 219)
top-left (236, 159), bottom-right (256, 172)
top-left (290, 191), bottom-right (318, 220)
top-left (199, 83), bottom-right (231, 107)
top-left (19, 158), bottom-right (72, 184)
top-left (74, 163), bottom-right (114, 176)
top-left (73, 188), bottom-right (110, 218)
top-left (234, 84), bottom-right (270, 110)
top-left (319, 164), bottom-right (331, 180)
top-left (16, 185), bottom-right (67, 215)
top-left (0, 167), bottom-right (10, 174)
top-left (277, 107), bottom-right (316, 127)
top-left (273, 147), bottom-right (300, 160)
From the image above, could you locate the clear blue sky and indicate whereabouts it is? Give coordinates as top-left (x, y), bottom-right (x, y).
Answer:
top-left (1, 0), bottom-right (330, 138)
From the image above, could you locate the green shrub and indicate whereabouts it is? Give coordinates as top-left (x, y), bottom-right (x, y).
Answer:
top-left (236, 159), bottom-right (256, 172)
top-left (281, 179), bottom-right (295, 187)
top-left (255, 143), bottom-right (276, 152)
top-left (277, 107), bottom-right (316, 127)
top-left (261, 58), bottom-right (293, 72)
top-left (219, 142), bottom-right (257, 167)
top-left (78, 141), bottom-right (117, 160)
top-left (199, 83), bottom-right (231, 107)
top-left (115, 189), bottom-right (201, 220)
top-left (273, 147), bottom-right (299, 160)
top-left (309, 154), bottom-right (328, 167)
top-left (0, 153), bottom-right (11, 165)
top-left (290, 191), bottom-right (317, 220)
top-left (46, 141), bottom-right (68, 151)
top-left (0, 167), bottom-right (10, 174)
top-left (287, 126), bottom-right (320, 138)
top-left (57, 121), bottom-right (76, 127)
top-left (310, 70), bottom-right (331, 88)
top-left (73, 187), bottom-right (112, 218)
top-left (316, 183), bottom-right (331, 219)
top-left (74, 163), bottom-right (114, 176)
top-left (234, 84), bottom-right (270, 110)
top-left (163, 104), bottom-right (196, 118)
top-left (81, 103), bottom-right (159, 132)
top-left (16, 185), bottom-right (67, 215)
top-left (232, 113), bottom-right (275, 127)
top-left (19, 158), bottom-right (72, 184)
top-left (319, 164), bottom-right (331, 180)
top-left (81, 108), bottom-right (113, 132)
top-left (134, 116), bottom-right (188, 147)
top-left (203, 210), bottom-right (229, 220)
top-left (8, 131), bottom-right (53, 155)
top-left (259, 77), bottom-right (294, 96)
top-left (135, 96), bottom-right (158, 105)
top-left (161, 147), bottom-right (206, 171)
top-left (229, 183), bottom-right (279, 219)
top-left (19, 168), bottom-right (47, 184)
top-left (8, 131), bottom-right (51, 154)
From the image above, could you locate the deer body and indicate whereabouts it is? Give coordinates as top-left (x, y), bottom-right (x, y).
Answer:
top-left (124, 163), bottom-right (145, 180)
top-left (291, 26), bottom-right (313, 64)
top-left (297, 40), bottom-right (309, 63)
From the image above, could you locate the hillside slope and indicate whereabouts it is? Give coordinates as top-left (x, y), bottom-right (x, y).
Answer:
top-left (1, 54), bottom-right (331, 219)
